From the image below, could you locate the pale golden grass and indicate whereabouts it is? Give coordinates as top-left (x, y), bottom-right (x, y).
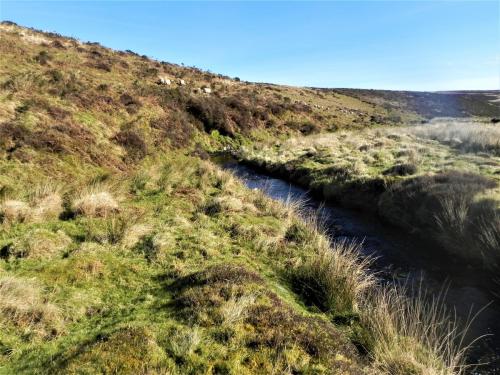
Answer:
top-left (411, 120), bottom-right (500, 155)
top-left (0, 276), bottom-right (63, 337)
top-left (29, 184), bottom-right (64, 222)
top-left (361, 285), bottom-right (475, 375)
top-left (221, 294), bottom-right (257, 326)
top-left (0, 184), bottom-right (63, 224)
top-left (122, 223), bottom-right (154, 249)
top-left (72, 187), bottom-right (119, 217)
top-left (0, 199), bottom-right (30, 224)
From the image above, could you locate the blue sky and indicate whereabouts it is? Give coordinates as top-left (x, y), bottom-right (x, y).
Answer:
top-left (1, 1), bottom-right (498, 91)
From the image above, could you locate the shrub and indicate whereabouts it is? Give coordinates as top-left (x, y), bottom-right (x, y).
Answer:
top-left (286, 120), bottom-right (319, 135)
top-left (112, 130), bottom-right (147, 160)
top-left (34, 50), bottom-right (51, 65)
top-left (150, 112), bottom-right (194, 148)
top-left (119, 93), bottom-right (141, 113)
top-left (383, 163), bottom-right (418, 176)
top-left (186, 97), bottom-right (233, 135)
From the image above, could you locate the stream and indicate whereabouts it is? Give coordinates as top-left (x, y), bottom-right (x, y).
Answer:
top-left (216, 155), bottom-right (500, 374)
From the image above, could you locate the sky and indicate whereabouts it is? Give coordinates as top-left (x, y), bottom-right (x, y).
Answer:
top-left (1, 1), bottom-right (499, 91)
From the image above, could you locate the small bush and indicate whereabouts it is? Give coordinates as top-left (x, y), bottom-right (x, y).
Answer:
top-left (34, 51), bottom-right (51, 65)
top-left (113, 130), bottom-right (147, 161)
top-left (119, 93), bottom-right (141, 113)
top-left (186, 97), bottom-right (233, 136)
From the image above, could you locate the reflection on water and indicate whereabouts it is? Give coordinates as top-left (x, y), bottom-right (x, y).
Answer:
top-left (217, 156), bottom-right (500, 374)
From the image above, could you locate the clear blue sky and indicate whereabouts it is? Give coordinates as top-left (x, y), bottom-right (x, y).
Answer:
top-left (1, 1), bottom-right (499, 91)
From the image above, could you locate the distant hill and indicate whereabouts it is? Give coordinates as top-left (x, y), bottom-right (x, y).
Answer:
top-left (332, 88), bottom-right (500, 119)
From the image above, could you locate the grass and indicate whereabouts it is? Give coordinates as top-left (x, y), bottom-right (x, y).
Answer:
top-left (0, 22), bottom-right (487, 374)
top-left (0, 153), bottom-right (472, 374)
top-left (411, 118), bottom-right (500, 156)
top-left (292, 237), bottom-right (376, 316)
top-left (360, 285), bottom-right (472, 375)
top-left (237, 125), bottom-right (500, 270)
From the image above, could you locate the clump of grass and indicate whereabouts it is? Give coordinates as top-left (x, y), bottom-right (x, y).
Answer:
top-left (30, 184), bottom-right (63, 221)
top-left (81, 215), bottom-right (130, 245)
top-left (0, 200), bottom-right (30, 224)
top-left (72, 187), bottom-right (119, 217)
top-left (360, 285), bottom-right (472, 375)
top-left (0, 276), bottom-right (63, 337)
top-left (8, 228), bottom-right (72, 259)
top-left (292, 238), bottom-right (376, 315)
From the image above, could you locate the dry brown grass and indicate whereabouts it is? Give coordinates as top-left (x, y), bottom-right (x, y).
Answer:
top-left (0, 199), bottom-right (30, 224)
top-left (0, 276), bottom-right (63, 337)
top-left (72, 187), bottom-right (119, 217)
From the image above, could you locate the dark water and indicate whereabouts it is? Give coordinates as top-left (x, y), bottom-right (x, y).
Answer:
top-left (217, 156), bottom-right (500, 374)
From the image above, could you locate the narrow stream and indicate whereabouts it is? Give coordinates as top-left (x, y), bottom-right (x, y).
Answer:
top-left (216, 155), bottom-right (500, 374)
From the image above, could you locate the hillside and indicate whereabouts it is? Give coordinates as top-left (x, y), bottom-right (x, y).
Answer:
top-left (0, 22), bottom-right (494, 374)
top-left (333, 89), bottom-right (500, 119)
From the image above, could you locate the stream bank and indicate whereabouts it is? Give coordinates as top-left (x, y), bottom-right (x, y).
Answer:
top-left (215, 154), bottom-right (500, 374)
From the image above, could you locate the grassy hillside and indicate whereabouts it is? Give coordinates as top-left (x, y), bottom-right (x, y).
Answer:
top-left (0, 22), bottom-right (489, 374)
top-left (333, 89), bottom-right (500, 119)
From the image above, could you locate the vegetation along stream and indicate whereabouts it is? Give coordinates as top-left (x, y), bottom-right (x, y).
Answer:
top-left (216, 154), bottom-right (500, 374)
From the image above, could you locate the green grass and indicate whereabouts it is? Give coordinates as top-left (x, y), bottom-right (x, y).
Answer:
top-left (0, 22), bottom-right (482, 374)
top-left (237, 125), bottom-right (500, 269)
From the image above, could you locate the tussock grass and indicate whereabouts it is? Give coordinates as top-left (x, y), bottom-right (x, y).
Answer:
top-left (0, 199), bottom-right (30, 224)
top-left (360, 285), bottom-right (473, 375)
top-left (279, 199), bottom-right (471, 374)
top-left (0, 276), bottom-right (62, 337)
top-left (28, 184), bottom-right (64, 222)
top-left (412, 120), bottom-right (500, 156)
top-left (8, 228), bottom-right (71, 259)
top-left (72, 187), bottom-right (119, 217)
top-left (292, 239), bottom-right (376, 315)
